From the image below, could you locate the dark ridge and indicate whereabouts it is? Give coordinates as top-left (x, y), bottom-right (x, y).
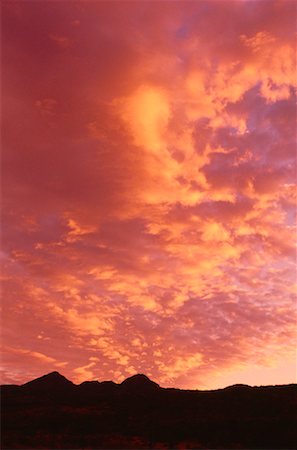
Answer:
top-left (222, 383), bottom-right (252, 390)
top-left (121, 373), bottom-right (160, 390)
top-left (76, 380), bottom-right (119, 400)
top-left (20, 372), bottom-right (74, 397)
top-left (78, 380), bottom-right (118, 390)
top-left (22, 371), bottom-right (73, 387)
top-left (79, 380), bottom-right (118, 388)
top-left (79, 380), bottom-right (100, 387)
top-left (1, 373), bottom-right (296, 449)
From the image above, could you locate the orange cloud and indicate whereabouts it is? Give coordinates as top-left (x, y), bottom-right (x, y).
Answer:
top-left (1, 0), bottom-right (296, 389)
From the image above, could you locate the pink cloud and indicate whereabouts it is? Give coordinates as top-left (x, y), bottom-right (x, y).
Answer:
top-left (1, 0), bottom-right (296, 389)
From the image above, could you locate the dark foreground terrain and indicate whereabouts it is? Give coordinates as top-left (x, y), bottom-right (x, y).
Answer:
top-left (1, 372), bottom-right (296, 449)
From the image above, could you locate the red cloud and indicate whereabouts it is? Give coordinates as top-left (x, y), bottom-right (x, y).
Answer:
top-left (1, 0), bottom-right (296, 389)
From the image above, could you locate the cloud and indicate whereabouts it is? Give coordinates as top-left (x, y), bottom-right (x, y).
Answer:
top-left (117, 85), bottom-right (171, 153)
top-left (73, 360), bottom-right (96, 382)
top-left (1, 0), bottom-right (296, 389)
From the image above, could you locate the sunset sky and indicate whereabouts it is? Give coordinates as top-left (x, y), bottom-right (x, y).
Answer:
top-left (1, 0), bottom-right (296, 389)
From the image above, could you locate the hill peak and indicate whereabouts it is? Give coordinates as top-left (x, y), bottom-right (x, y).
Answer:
top-left (22, 371), bottom-right (73, 388)
top-left (43, 371), bottom-right (65, 379)
top-left (223, 383), bottom-right (252, 390)
top-left (121, 374), bottom-right (160, 390)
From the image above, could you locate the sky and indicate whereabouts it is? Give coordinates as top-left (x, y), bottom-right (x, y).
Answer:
top-left (1, 0), bottom-right (296, 390)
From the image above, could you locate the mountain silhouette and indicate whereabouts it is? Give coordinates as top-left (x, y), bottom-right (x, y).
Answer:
top-left (23, 371), bottom-right (73, 388)
top-left (1, 372), bottom-right (296, 449)
top-left (121, 373), bottom-right (160, 391)
top-left (21, 371), bottom-right (74, 398)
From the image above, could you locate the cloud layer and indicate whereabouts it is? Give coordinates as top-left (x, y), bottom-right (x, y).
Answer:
top-left (1, 0), bottom-right (296, 388)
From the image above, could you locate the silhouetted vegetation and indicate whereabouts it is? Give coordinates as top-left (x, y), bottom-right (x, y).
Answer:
top-left (1, 372), bottom-right (296, 449)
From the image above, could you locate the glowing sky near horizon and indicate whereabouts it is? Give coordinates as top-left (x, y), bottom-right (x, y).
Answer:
top-left (1, 0), bottom-right (296, 389)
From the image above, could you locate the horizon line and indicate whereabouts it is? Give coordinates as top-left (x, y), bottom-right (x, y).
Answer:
top-left (2, 370), bottom-right (297, 391)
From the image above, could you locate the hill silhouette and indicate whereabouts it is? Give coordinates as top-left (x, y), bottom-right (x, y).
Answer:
top-left (121, 373), bottom-right (160, 391)
top-left (23, 370), bottom-right (72, 385)
top-left (22, 371), bottom-right (74, 390)
top-left (1, 372), bottom-right (296, 449)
